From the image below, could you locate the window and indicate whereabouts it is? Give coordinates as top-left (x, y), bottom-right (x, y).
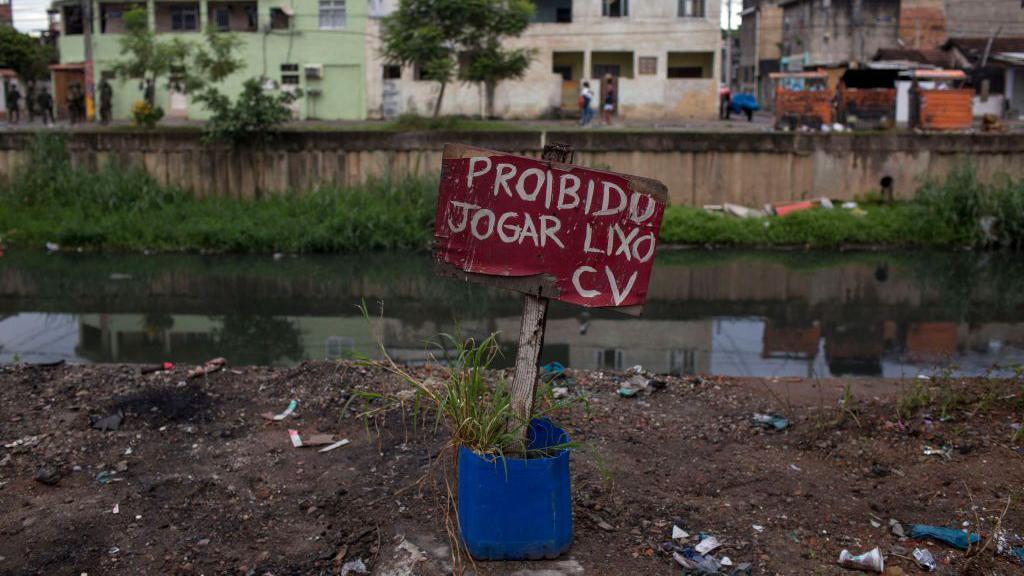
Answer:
top-left (270, 7), bottom-right (290, 30)
top-left (319, 0), bottom-right (346, 29)
top-left (382, 65), bottom-right (401, 80)
top-left (552, 65), bottom-right (572, 81)
top-left (101, 8), bottom-right (121, 33)
top-left (678, 0), bottom-right (705, 18)
top-left (668, 67), bottom-right (702, 78)
top-left (638, 56), bottom-right (657, 75)
top-left (597, 349), bottom-right (624, 370)
top-left (281, 63), bottom-right (300, 85)
top-left (214, 7), bottom-right (230, 31)
top-left (602, 0), bottom-right (628, 17)
top-left (244, 5), bottom-right (257, 29)
top-left (63, 5), bottom-right (84, 34)
top-left (556, 7), bottom-right (571, 22)
top-left (170, 5), bottom-right (198, 31)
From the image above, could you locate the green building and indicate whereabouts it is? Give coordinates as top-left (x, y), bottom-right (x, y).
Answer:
top-left (51, 0), bottom-right (367, 121)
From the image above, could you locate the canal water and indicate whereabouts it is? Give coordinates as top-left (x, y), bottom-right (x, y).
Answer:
top-left (2, 250), bottom-right (1023, 378)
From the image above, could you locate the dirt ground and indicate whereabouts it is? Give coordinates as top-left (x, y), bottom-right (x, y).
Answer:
top-left (1, 361), bottom-right (1022, 576)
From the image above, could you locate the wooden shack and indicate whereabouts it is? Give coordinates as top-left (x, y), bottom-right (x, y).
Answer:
top-left (770, 71), bottom-right (834, 130)
top-left (905, 70), bottom-right (973, 131)
top-left (838, 69), bottom-right (897, 129)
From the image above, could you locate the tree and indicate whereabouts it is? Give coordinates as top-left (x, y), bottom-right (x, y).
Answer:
top-left (0, 26), bottom-right (58, 81)
top-left (458, 0), bottom-right (533, 118)
top-left (380, 0), bottom-right (534, 118)
top-left (111, 8), bottom-right (190, 107)
top-left (196, 78), bottom-right (300, 145)
top-left (112, 8), bottom-right (244, 124)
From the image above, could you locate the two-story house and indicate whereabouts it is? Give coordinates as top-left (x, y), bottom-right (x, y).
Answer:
top-left (366, 0), bottom-right (722, 120)
top-left (737, 0), bottom-right (783, 106)
top-left (50, 0), bottom-right (369, 121)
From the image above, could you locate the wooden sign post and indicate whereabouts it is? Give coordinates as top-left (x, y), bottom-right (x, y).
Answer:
top-left (433, 143), bottom-right (668, 428)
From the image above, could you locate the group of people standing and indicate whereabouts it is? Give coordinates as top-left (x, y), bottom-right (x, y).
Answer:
top-left (578, 76), bottom-right (617, 127)
top-left (4, 83), bottom-right (55, 125)
top-left (4, 78), bottom-right (114, 126)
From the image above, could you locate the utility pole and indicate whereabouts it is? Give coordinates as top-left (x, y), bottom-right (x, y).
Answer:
top-left (82, 0), bottom-right (94, 121)
top-left (725, 0), bottom-right (733, 88)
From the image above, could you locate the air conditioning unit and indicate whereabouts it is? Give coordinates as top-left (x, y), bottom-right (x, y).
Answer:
top-left (304, 64), bottom-right (324, 79)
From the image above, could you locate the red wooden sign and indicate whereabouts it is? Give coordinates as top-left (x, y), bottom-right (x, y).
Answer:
top-left (434, 144), bottom-right (668, 313)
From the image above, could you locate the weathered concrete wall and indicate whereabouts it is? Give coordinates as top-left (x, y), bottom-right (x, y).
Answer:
top-left (1, 130), bottom-right (1023, 206)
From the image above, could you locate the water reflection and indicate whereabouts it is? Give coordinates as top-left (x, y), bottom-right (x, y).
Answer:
top-left (2, 251), bottom-right (1023, 377)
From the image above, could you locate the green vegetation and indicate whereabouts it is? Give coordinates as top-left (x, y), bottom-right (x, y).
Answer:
top-left (0, 135), bottom-right (435, 253)
top-left (2, 135), bottom-right (1024, 254)
top-left (0, 26), bottom-right (58, 81)
top-left (381, 0), bottom-right (535, 117)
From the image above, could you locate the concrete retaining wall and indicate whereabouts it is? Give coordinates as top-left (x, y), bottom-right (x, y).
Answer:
top-left (1, 129), bottom-right (1023, 206)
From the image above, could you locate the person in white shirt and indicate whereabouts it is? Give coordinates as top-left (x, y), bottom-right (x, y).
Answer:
top-left (579, 82), bottom-right (594, 126)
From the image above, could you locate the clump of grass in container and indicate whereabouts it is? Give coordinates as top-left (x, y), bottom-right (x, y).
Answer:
top-left (349, 305), bottom-right (578, 573)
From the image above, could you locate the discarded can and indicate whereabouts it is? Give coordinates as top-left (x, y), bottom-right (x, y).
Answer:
top-left (837, 547), bottom-right (884, 573)
top-left (912, 548), bottom-right (936, 571)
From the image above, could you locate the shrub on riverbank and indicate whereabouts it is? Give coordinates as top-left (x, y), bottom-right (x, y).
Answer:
top-left (2, 135), bottom-right (1023, 253)
top-left (1, 136), bottom-right (436, 253)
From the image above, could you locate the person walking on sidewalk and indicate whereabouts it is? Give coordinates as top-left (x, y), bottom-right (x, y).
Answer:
top-left (601, 77), bottom-right (616, 126)
top-left (579, 81), bottom-right (593, 126)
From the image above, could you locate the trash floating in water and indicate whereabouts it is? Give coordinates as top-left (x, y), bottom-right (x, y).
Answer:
top-left (837, 547), bottom-right (884, 572)
top-left (909, 524), bottom-right (980, 550)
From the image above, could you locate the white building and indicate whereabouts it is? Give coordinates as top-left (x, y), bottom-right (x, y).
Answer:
top-left (366, 0), bottom-right (722, 120)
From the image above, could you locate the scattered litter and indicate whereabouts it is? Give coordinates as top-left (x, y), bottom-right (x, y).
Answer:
top-left (4, 435), bottom-right (41, 449)
top-left (629, 365), bottom-right (644, 374)
top-left (541, 361), bottom-right (566, 382)
top-left (789, 463), bottom-right (801, 472)
top-left (724, 203), bottom-right (764, 219)
top-left (752, 524), bottom-right (765, 533)
top-left (140, 362), bottom-right (174, 375)
top-left (302, 434), bottom-right (341, 447)
top-left (916, 374), bottom-right (931, 380)
top-left (672, 525), bottom-right (689, 541)
top-left (318, 439), bottom-right (351, 453)
top-left (95, 470), bottom-right (122, 484)
top-left (912, 548), bottom-right (936, 571)
top-left (34, 467), bottom-right (61, 486)
top-left (752, 413), bottom-right (790, 431)
top-left (108, 546), bottom-right (120, 555)
top-left (720, 556), bottom-right (733, 567)
top-left (842, 201), bottom-right (858, 209)
top-left (1011, 547), bottom-right (1024, 563)
top-left (288, 429), bottom-right (303, 448)
top-left (837, 547), bottom-right (884, 572)
top-left (850, 207), bottom-right (868, 217)
top-left (340, 558), bottom-right (368, 575)
top-left (552, 387), bottom-right (569, 399)
top-left (909, 525), bottom-right (980, 550)
top-left (673, 548), bottom-right (721, 574)
top-left (90, 410), bottom-right (124, 432)
top-left (890, 519), bottom-right (906, 539)
top-left (597, 520), bottom-right (614, 531)
top-left (618, 387), bottom-right (638, 398)
top-left (0, 454), bottom-right (9, 466)
top-left (773, 200), bottom-right (815, 217)
top-left (695, 535), bottom-right (721, 555)
top-left (188, 357), bottom-right (226, 379)
top-left (265, 399), bottom-right (298, 421)
top-left (45, 242), bottom-right (59, 252)
top-left (923, 445), bottom-right (953, 459)
top-left (124, 447), bottom-right (133, 456)
top-left (112, 503), bottom-right (120, 514)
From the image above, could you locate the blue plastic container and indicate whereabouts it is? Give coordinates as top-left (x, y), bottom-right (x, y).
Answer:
top-left (457, 418), bottom-right (572, 560)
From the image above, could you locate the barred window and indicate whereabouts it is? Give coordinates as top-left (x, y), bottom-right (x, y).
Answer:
top-left (319, 0), bottom-right (346, 29)
top-left (679, 0), bottom-right (705, 17)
